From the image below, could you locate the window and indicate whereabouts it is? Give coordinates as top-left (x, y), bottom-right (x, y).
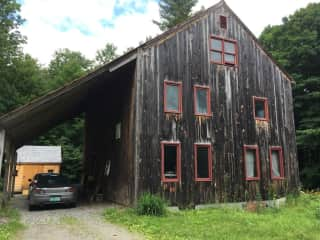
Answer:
top-left (253, 96), bottom-right (269, 121)
top-left (161, 141), bottom-right (181, 182)
top-left (220, 15), bottom-right (227, 29)
top-left (194, 85), bottom-right (211, 116)
top-left (270, 146), bottom-right (284, 179)
top-left (210, 36), bottom-right (237, 66)
top-left (115, 122), bottom-right (121, 140)
top-left (164, 81), bottom-right (182, 113)
top-left (243, 145), bottom-right (260, 181)
top-left (194, 144), bottom-right (212, 182)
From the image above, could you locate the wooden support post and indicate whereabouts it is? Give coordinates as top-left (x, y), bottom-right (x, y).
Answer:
top-left (10, 152), bottom-right (17, 197)
top-left (0, 130), bottom-right (5, 177)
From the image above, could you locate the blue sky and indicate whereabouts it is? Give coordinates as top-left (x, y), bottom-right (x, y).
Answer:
top-left (19, 0), bottom-right (320, 65)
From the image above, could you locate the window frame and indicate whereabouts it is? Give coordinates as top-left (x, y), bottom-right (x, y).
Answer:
top-left (194, 143), bottom-right (213, 182)
top-left (161, 141), bottom-right (181, 183)
top-left (243, 145), bottom-right (261, 181)
top-left (193, 85), bottom-right (212, 117)
top-left (209, 36), bottom-right (238, 66)
top-left (269, 146), bottom-right (285, 180)
top-left (253, 96), bottom-right (269, 121)
top-left (164, 80), bottom-right (183, 114)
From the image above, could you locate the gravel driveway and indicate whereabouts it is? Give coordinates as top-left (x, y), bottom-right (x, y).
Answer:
top-left (12, 195), bottom-right (142, 240)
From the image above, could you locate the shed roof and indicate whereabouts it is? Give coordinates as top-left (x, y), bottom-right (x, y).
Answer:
top-left (17, 145), bottom-right (62, 164)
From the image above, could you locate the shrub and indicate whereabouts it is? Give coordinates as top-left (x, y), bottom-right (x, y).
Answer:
top-left (136, 193), bottom-right (166, 216)
top-left (315, 207), bottom-right (320, 220)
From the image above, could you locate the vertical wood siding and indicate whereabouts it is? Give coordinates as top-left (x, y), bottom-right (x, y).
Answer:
top-left (136, 4), bottom-right (298, 206)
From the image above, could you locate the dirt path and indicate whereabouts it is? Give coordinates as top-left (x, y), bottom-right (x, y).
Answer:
top-left (12, 195), bottom-right (143, 240)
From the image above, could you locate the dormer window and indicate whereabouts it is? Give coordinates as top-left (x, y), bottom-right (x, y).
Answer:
top-left (210, 36), bottom-right (237, 66)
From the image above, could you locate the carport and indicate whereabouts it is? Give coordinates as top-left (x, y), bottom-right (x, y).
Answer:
top-left (0, 50), bottom-right (138, 206)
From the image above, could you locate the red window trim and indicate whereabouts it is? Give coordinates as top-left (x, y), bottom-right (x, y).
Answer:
top-left (269, 146), bottom-right (285, 180)
top-left (243, 145), bottom-right (260, 181)
top-left (209, 36), bottom-right (238, 66)
top-left (194, 143), bottom-right (213, 182)
top-left (220, 15), bottom-right (227, 29)
top-left (164, 80), bottom-right (183, 114)
top-left (161, 141), bottom-right (181, 183)
top-left (193, 85), bottom-right (212, 117)
top-left (253, 96), bottom-right (269, 121)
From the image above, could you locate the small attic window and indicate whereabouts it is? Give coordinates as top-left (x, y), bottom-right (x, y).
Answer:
top-left (220, 15), bottom-right (227, 29)
top-left (253, 96), bottom-right (269, 121)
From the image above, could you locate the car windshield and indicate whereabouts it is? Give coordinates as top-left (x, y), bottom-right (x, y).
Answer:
top-left (37, 175), bottom-right (70, 188)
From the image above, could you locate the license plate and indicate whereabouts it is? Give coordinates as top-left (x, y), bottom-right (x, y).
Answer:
top-left (50, 196), bottom-right (61, 202)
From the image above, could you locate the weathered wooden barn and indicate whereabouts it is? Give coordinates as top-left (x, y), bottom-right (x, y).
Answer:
top-left (0, 1), bottom-right (299, 207)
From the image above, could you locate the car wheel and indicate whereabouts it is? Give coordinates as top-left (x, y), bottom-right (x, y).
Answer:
top-left (70, 202), bottom-right (77, 208)
top-left (28, 204), bottom-right (36, 211)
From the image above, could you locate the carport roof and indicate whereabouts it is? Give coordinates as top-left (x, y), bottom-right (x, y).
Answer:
top-left (0, 50), bottom-right (137, 147)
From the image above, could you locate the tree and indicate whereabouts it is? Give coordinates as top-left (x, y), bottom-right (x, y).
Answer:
top-left (0, 53), bottom-right (45, 114)
top-left (95, 43), bottom-right (118, 66)
top-left (154, 0), bottom-right (198, 31)
top-left (0, 0), bottom-right (25, 70)
top-left (259, 3), bottom-right (320, 189)
top-left (47, 48), bottom-right (92, 91)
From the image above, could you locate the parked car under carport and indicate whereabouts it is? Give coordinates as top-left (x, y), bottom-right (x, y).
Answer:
top-left (28, 173), bottom-right (77, 210)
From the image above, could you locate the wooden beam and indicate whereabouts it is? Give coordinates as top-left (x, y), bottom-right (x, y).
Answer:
top-left (109, 53), bottom-right (137, 72)
top-left (0, 130), bottom-right (5, 176)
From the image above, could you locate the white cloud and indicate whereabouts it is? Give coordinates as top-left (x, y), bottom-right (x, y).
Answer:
top-left (20, 0), bottom-right (320, 65)
top-left (20, 0), bottom-right (161, 65)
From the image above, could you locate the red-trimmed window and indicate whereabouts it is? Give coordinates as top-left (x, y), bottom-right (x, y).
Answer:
top-left (194, 85), bottom-right (211, 116)
top-left (210, 36), bottom-right (237, 66)
top-left (243, 145), bottom-right (260, 181)
top-left (220, 15), bottom-right (227, 29)
top-left (270, 146), bottom-right (285, 180)
top-left (164, 81), bottom-right (182, 114)
top-left (253, 96), bottom-right (269, 121)
top-left (194, 143), bottom-right (212, 182)
top-left (161, 141), bottom-right (181, 182)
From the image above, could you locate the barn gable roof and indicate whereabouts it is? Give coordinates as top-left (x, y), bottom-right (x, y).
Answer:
top-left (0, 0), bottom-right (293, 146)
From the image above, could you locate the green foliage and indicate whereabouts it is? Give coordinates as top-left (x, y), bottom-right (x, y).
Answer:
top-left (136, 193), bottom-right (166, 216)
top-left (0, 207), bottom-right (24, 240)
top-left (0, 0), bottom-right (25, 69)
top-left (95, 43), bottom-right (118, 66)
top-left (34, 117), bottom-right (84, 182)
top-left (155, 0), bottom-right (198, 31)
top-left (47, 48), bottom-right (92, 90)
top-left (259, 3), bottom-right (320, 189)
top-left (104, 194), bottom-right (320, 240)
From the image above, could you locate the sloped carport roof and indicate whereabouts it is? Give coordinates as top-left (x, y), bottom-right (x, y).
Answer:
top-left (0, 51), bottom-right (137, 147)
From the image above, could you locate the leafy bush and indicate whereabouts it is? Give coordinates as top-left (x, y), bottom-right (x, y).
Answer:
top-left (315, 207), bottom-right (320, 220)
top-left (136, 193), bottom-right (166, 216)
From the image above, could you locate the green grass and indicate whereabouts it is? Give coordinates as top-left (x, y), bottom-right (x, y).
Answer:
top-left (104, 194), bottom-right (320, 240)
top-left (0, 207), bottom-right (24, 240)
